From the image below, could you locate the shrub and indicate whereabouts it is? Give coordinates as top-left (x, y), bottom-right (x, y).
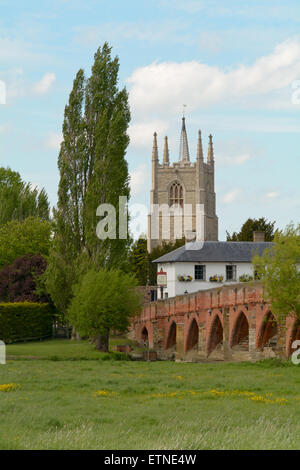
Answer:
top-left (0, 254), bottom-right (49, 303)
top-left (0, 302), bottom-right (54, 343)
top-left (239, 274), bottom-right (254, 283)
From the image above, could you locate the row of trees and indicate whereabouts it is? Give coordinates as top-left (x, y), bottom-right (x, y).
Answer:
top-left (0, 44), bottom-right (141, 352)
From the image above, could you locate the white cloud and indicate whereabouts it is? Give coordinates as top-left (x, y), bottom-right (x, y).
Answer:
top-left (265, 191), bottom-right (280, 199)
top-left (218, 153), bottom-right (251, 166)
top-left (129, 120), bottom-right (169, 149)
top-left (0, 125), bottom-right (8, 134)
top-left (45, 132), bottom-right (62, 150)
top-left (0, 37), bottom-right (37, 62)
top-left (198, 31), bottom-right (222, 53)
top-left (0, 68), bottom-right (26, 99)
top-left (33, 72), bottom-right (56, 95)
top-left (127, 38), bottom-right (300, 115)
top-left (215, 138), bottom-right (259, 166)
top-left (222, 189), bottom-right (240, 204)
top-left (130, 163), bottom-right (147, 197)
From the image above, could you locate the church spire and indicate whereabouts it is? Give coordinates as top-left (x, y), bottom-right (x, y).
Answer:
top-left (152, 132), bottom-right (158, 160)
top-left (179, 117), bottom-right (190, 162)
top-left (207, 134), bottom-right (214, 163)
top-left (197, 130), bottom-right (203, 161)
top-left (163, 136), bottom-right (169, 164)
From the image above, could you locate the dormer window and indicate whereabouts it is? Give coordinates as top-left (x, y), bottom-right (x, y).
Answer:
top-left (169, 182), bottom-right (183, 208)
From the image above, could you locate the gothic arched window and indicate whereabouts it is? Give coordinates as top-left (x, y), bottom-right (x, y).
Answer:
top-left (169, 182), bottom-right (184, 208)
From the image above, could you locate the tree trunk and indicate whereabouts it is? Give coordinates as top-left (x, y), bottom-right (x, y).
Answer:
top-left (95, 333), bottom-right (109, 352)
top-left (71, 326), bottom-right (81, 341)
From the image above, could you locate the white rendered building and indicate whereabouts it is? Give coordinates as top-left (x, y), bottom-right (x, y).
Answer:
top-left (154, 240), bottom-right (272, 299)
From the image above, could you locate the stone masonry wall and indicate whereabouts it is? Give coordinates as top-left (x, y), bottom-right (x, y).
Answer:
top-left (131, 282), bottom-right (298, 362)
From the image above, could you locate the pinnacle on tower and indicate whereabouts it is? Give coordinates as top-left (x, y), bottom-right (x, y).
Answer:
top-left (179, 117), bottom-right (190, 162)
top-left (163, 136), bottom-right (169, 164)
top-left (207, 134), bottom-right (214, 163)
top-left (152, 132), bottom-right (158, 160)
top-left (197, 130), bottom-right (204, 161)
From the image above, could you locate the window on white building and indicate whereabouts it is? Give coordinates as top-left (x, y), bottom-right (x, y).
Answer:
top-left (194, 265), bottom-right (206, 280)
top-left (226, 265), bottom-right (237, 281)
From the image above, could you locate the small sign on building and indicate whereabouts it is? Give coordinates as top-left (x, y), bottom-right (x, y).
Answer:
top-left (157, 269), bottom-right (167, 286)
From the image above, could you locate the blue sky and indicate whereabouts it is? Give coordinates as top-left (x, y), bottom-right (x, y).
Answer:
top-left (0, 0), bottom-right (300, 239)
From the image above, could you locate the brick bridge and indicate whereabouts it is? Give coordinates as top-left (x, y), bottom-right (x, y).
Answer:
top-left (130, 283), bottom-right (300, 361)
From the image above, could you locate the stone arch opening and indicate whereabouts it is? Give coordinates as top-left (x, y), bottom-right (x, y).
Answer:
top-left (289, 320), bottom-right (300, 356)
top-left (207, 315), bottom-right (223, 356)
top-left (231, 312), bottom-right (249, 350)
top-left (186, 319), bottom-right (199, 352)
top-left (258, 312), bottom-right (278, 349)
top-left (169, 181), bottom-right (184, 208)
top-left (166, 322), bottom-right (176, 349)
top-left (141, 327), bottom-right (148, 343)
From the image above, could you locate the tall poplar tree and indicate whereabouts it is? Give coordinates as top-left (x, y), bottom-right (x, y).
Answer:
top-left (84, 43), bottom-right (130, 268)
top-left (46, 43), bottom-right (131, 323)
top-left (45, 69), bottom-right (86, 317)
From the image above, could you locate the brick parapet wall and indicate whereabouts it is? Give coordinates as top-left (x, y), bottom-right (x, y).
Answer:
top-left (131, 282), bottom-right (299, 361)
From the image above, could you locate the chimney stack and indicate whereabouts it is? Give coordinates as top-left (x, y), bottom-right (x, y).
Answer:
top-left (253, 231), bottom-right (265, 242)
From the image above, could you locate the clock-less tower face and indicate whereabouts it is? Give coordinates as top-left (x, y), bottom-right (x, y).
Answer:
top-left (147, 119), bottom-right (218, 252)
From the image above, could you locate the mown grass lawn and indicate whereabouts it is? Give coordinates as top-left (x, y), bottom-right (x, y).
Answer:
top-left (0, 339), bottom-right (300, 449)
top-left (6, 337), bottom-right (137, 361)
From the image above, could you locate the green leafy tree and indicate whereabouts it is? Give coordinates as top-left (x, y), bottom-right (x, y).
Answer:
top-left (67, 269), bottom-right (142, 351)
top-left (226, 217), bottom-right (276, 242)
top-left (0, 167), bottom-right (49, 224)
top-left (128, 238), bottom-right (186, 286)
top-left (45, 69), bottom-right (86, 320)
top-left (129, 237), bottom-right (149, 285)
top-left (149, 239), bottom-right (185, 285)
top-left (0, 217), bottom-right (51, 269)
top-left (83, 42), bottom-right (130, 269)
top-left (253, 223), bottom-right (300, 324)
top-left (46, 44), bottom-right (131, 326)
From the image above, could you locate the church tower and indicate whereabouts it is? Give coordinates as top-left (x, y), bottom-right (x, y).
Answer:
top-left (147, 117), bottom-right (218, 252)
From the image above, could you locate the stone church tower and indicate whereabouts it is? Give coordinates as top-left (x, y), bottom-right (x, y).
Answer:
top-left (147, 117), bottom-right (218, 252)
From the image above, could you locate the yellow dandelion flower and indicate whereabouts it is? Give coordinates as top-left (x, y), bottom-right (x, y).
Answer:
top-left (0, 383), bottom-right (20, 392)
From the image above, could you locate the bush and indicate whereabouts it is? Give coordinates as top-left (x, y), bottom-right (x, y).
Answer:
top-left (100, 351), bottom-right (130, 361)
top-left (239, 274), bottom-right (254, 283)
top-left (0, 254), bottom-right (49, 303)
top-left (0, 302), bottom-right (54, 343)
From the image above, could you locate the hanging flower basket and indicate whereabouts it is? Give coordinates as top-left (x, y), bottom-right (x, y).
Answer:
top-left (178, 274), bottom-right (193, 282)
top-left (209, 275), bottom-right (223, 283)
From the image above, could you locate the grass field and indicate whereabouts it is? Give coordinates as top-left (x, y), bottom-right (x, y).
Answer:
top-left (0, 339), bottom-right (300, 450)
top-left (6, 337), bottom-right (137, 361)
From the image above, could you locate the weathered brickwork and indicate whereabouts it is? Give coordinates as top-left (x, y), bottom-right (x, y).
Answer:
top-left (130, 282), bottom-right (299, 362)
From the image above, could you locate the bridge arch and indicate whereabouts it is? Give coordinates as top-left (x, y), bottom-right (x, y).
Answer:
top-left (257, 312), bottom-right (278, 349)
top-left (141, 326), bottom-right (149, 343)
top-left (166, 321), bottom-right (176, 349)
top-left (185, 318), bottom-right (199, 352)
top-left (231, 311), bottom-right (249, 350)
top-left (207, 314), bottom-right (223, 356)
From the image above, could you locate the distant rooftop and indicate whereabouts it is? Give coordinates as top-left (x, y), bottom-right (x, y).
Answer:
top-left (153, 241), bottom-right (273, 263)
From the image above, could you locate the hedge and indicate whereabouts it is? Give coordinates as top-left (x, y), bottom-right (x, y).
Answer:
top-left (0, 302), bottom-right (54, 343)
